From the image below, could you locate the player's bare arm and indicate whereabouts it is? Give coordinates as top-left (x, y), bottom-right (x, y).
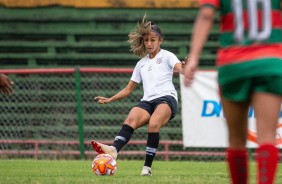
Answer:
top-left (94, 80), bottom-right (138, 104)
top-left (174, 62), bottom-right (184, 75)
top-left (184, 6), bottom-right (215, 86)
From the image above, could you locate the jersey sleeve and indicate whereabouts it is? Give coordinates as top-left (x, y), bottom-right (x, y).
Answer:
top-left (199, 0), bottom-right (219, 8)
top-left (167, 52), bottom-right (181, 69)
top-left (130, 62), bottom-right (142, 83)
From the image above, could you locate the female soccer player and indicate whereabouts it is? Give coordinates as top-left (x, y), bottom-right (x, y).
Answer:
top-left (91, 15), bottom-right (185, 176)
top-left (184, 0), bottom-right (282, 184)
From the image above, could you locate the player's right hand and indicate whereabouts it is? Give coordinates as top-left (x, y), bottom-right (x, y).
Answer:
top-left (94, 96), bottom-right (110, 104)
top-left (0, 74), bottom-right (14, 95)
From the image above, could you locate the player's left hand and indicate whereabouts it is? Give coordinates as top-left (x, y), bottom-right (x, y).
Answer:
top-left (181, 56), bottom-right (189, 68)
top-left (183, 57), bottom-right (198, 86)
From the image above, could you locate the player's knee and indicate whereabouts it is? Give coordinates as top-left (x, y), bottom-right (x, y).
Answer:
top-left (123, 118), bottom-right (141, 129)
top-left (148, 123), bottom-right (161, 132)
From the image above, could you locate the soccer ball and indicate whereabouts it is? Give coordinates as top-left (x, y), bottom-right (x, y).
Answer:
top-left (92, 154), bottom-right (117, 176)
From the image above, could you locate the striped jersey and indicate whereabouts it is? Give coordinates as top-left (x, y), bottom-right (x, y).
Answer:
top-left (200, 0), bottom-right (282, 66)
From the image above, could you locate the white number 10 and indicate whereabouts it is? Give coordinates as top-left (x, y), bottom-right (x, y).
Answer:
top-left (232, 0), bottom-right (272, 42)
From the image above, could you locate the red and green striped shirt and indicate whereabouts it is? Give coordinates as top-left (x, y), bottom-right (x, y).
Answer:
top-left (200, 0), bottom-right (282, 66)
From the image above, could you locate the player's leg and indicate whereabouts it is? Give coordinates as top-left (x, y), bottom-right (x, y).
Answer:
top-left (141, 96), bottom-right (177, 176)
top-left (219, 77), bottom-right (253, 184)
top-left (222, 99), bottom-right (249, 148)
top-left (141, 103), bottom-right (171, 176)
top-left (91, 106), bottom-right (150, 159)
top-left (253, 93), bottom-right (281, 144)
top-left (112, 107), bottom-right (150, 152)
top-left (221, 98), bottom-right (250, 184)
top-left (252, 92), bottom-right (281, 184)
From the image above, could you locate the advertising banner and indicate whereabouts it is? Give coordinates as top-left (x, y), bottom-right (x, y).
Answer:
top-left (180, 70), bottom-right (282, 148)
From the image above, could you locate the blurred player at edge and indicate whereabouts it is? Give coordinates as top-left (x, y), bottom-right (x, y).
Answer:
top-left (91, 15), bottom-right (186, 176)
top-left (184, 0), bottom-right (282, 184)
top-left (0, 73), bottom-right (13, 95)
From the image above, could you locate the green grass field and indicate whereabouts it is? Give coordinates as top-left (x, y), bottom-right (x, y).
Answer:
top-left (0, 159), bottom-right (281, 184)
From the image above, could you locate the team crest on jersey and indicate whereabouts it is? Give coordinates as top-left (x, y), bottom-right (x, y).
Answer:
top-left (156, 57), bottom-right (163, 64)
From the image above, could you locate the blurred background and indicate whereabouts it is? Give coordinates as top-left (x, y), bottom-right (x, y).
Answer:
top-left (0, 0), bottom-right (221, 161)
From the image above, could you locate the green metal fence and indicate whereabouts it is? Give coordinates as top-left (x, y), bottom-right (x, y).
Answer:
top-left (0, 67), bottom-right (231, 161)
top-left (0, 68), bottom-right (191, 160)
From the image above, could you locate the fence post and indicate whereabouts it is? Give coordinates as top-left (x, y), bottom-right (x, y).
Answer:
top-left (75, 67), bottom-right (85, 159)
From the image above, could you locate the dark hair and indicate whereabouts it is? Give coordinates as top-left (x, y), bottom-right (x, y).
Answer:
top-left (151, 23), bottom-right (164, 38)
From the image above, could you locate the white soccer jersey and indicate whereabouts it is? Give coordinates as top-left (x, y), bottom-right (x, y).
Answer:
top-left (131, 49), bottom-right (181, 101)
